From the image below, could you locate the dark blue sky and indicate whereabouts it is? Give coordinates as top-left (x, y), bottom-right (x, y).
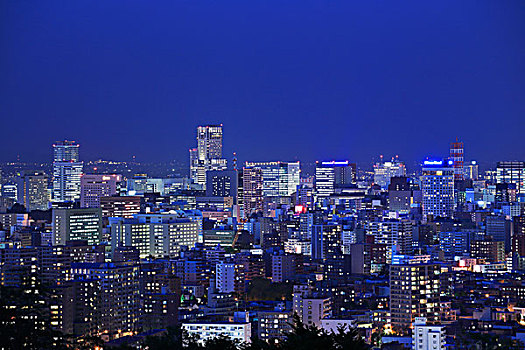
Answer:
top-left (1, 1), bottom-right (524, 168)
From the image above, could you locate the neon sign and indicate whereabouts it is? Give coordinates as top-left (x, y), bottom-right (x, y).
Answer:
top-left (321, 160), bottom-right (349, 166)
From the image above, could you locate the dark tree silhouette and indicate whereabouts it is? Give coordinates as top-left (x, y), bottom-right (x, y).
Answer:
top-left (146, 314), bottom-right (371, 350)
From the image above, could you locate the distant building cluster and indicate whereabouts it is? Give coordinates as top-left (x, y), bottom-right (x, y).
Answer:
top-left (1, 126), bottom-right (525, 348)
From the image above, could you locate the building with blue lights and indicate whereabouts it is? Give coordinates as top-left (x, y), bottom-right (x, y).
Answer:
top-left (421, 159), bottom-right (455, 220)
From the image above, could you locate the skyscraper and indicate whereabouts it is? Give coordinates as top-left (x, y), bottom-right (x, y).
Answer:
top-left (315, 161), bottom-right (355, 197)
top-left (364, 219), bottom-right (413, 263)
top-left (189, 125), bottom-right (227, 187)
top-left (373, 157), bottom-right (406, 189)
top-left (1, 182), bottom-right (19, 202)
top-left (421, 159), bottom-right (455, 219)
top-left (52, 141), bottom-right (83, 203)
top-left (80, 174), bottom-right (122, 208)
top-left (70, 261), bottom-right (140, 339)
top-left (197, 125), bottom-right (223, 160)
top-left (52, 207), bottom-right (102, 246)
top-left (205, 170), bottom-right (238, 199)
top-left (23, 171), bottom-right (49, 211)
top-left (390, 255), bottom-right (440, 334)
top-left (450, 138), bottom-right (464, 181)
top-left (244, 161), bottom-right (300, 197)
top-left (496, 161), bottom-right (525, 194)
top-left (242, 167), bottom-right (263, 217)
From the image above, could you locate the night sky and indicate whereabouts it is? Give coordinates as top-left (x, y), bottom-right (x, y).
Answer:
top-left (1, 1), bottom-right (524, 168)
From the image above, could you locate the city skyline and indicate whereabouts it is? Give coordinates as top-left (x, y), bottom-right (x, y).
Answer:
top-left (1, 1), bottom-right (525, 164)
top-left (2, 2), bottom-right (525, 348)
top-left (0, 133), bottom-right (516, 174)
top-left (0, 133), bottom-right (510, 174)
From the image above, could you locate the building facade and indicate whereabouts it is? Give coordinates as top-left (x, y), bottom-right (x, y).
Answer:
top-left (23, 171), bottom-right (49, 211)
top-left (496, 161), bottom-right (525, 194)
top-left (80, 174), bottom-right (122, 208)
top-left (421, 159), bottom-right (454, 219)
top-left (190, 125), bottom-right (228, 187)
top-left (52, 208), bottom-right (102, 246)
top-left (390, 256), bottom-right (441, 334)
top-left (52, 141), bottom-right (83, 203)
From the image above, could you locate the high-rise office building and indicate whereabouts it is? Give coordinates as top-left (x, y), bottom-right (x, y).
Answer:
top-left (205, 170), bottom-right (238, 199)
top-left (496, 161), bottom-right (525, 194)
top-left (197, 125), bottom-right (223, 160)
top-left (100, 196), bottom-right (141, 219)
top-left (52, 207), bottom-right (103, 246)
top-left (373, 157), bottom-right (406, 189)
top-left (315, 161), bottom-right (355, 197)
top-left (242, 167), bottom-right (263, 217)
top-left (80, 174), bottom-right (122, 208)
top-left (110, 213), bottom-right (199, 258)
top-left (52, 141), bottom-right (83, 203)
top-left (390, 255), bottom-right (440, 334)
top-left (245, 161), bottom-right (300, 197)
top-left (470, 238), bottom-right (505, 262)
top-left (189, 125), bottom-right (227, 187)
top-left (421, 159), bottom-right (455, 219)
top-left (450, 139), bottom-right (464, 181)
top-left (365, 219), bottom-right (413, 263)
top-left (388, 176), bottom-right (420, 214)
top-left (1, 182), bottom-right (19, 202)
top-left (438, 231), bottom-right (470, 258)
top-left (23, 172), bottom-right (49, 211)
top-left (271, 254), bottom-right (296, 283)
top-left (486, 215), bottom-right (512, 252)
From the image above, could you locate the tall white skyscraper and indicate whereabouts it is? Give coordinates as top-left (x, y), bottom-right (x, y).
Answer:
top-left (52, 141), bottom-right (83, 203)
top-left (421, 159), bottom-right (454, 219)
top-left (197, 125), bottom-right (223, 160)
top-left (190, 125), bottom-right (227, 187)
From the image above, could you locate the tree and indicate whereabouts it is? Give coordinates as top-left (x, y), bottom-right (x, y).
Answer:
top-left (331, 326), bottom-right (368, 350)
top-left (203, 334), bottom-right (240, 350)
top-left (142, 315), bottom-right (369, 350)
top-left (7, 203), bottom-right (27, 214)
top-left (279, 315), bottom-right (369, 350)
top-left (143, 326), bottom-right (184, 350)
